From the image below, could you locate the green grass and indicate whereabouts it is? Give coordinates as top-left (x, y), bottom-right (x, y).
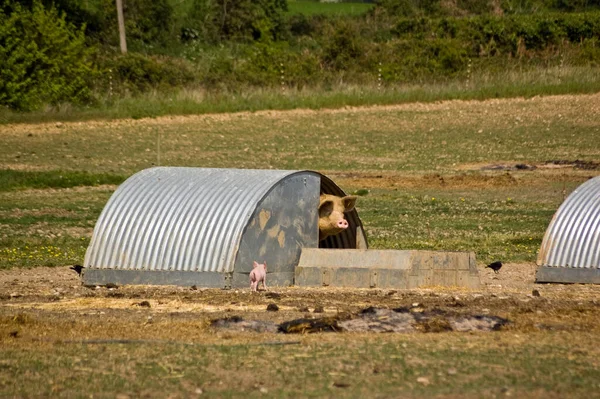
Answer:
top-left (1, 65), bottom-right (598, 125)
top-left (287, 0), bottom-right (373, 16)
top-left (0, 170), bottom-right (122, 267)
top-left (1, 333), bottom-right (599, 398)
top-left (0, 169), bottom-right (125, 191)
top-left (358, 188), bottom-right (556, 264)
top-left (0, 187), bottom-right (112, 268)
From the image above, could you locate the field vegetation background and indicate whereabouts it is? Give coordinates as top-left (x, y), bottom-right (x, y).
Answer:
top-left (1, 0), bottom-right (600, 119)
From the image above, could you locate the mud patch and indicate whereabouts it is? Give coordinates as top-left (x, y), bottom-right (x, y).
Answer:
top-left (330, 171), bottom-right (522, 190)
top-left (480, 164), bottom-right (537, 171)
top-left (211, 307), bottom-right (508, 334)
top-left (337, 307), bottom-right (507, 333)
top-left (544, 159), bottom-right (600, 170)
top-left (211, 316), bottom-right (278, 333)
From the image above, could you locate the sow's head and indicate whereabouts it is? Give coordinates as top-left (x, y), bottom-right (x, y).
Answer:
top-left (318, 194), bottom-right (357, 241)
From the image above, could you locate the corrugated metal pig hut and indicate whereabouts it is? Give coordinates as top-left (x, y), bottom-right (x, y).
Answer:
top-left (536, 175), bottom-right (600, 284)
top-left (83, 167), bottom-right (367, 288)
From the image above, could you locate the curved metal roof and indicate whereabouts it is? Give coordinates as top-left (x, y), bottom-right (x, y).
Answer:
top-left (84, 167), bottom-right (305, 273)
top-left (538, 176), bottom-right (600, 269)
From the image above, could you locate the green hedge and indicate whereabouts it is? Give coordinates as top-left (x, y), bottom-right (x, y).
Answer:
top-left (374, 0), bottom-right (600, 17)
top-left (99, 53), bottom-right (197, 95)
top-left (2, 0), bottom-right (600, 110)
top-left (392, 12), bottom-right (600, 55)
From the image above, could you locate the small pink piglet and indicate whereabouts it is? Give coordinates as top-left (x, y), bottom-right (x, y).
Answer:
top-left (249, 261), bottom-right (267, 292)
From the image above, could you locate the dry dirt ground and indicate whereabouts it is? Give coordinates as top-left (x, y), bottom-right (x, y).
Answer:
top-left (1, 265), bottom-right (599, 398)
top-left (1, 263), bottom-right (599, 343)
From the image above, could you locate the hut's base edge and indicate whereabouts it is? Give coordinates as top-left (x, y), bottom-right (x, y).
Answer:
top-left (535, 266), bottom-right (600, 284)
top-left (82, 269), bottom-right (295, 289)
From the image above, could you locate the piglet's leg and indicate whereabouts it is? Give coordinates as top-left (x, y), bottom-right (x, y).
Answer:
top-left (262, 276), bottom-right (267, 291)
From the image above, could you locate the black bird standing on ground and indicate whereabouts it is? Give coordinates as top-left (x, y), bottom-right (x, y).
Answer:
top-left (486, 261), bottom-right (503, 274)
top-left (70, 264), bottom-right (84, 276)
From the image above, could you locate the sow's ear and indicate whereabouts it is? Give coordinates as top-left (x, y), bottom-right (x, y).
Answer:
top-left (318, 199), bottom-right (334, 216)
top-left (342, 195), bottom-right (357, 212)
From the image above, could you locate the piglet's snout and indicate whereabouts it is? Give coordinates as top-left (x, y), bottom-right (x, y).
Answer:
top-left (336, 219), bottom-right (348, 229)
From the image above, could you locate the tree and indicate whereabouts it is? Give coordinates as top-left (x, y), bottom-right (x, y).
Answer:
top-left (183, 0), bottom-right (288, 43)
top-left (0, 1), bottom-right (95, 110)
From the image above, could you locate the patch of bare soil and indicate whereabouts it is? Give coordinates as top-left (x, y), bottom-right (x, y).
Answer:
top-left (543, 159), bottom-right (600, 170)
top-left (329, 168), bottom-right (595, 190)
top-left (459, 160), bottom-right (600, 172)
top-left (1, 264), bottom-right (599, 346)
top-left (330, 171), bottom-right (520, 190)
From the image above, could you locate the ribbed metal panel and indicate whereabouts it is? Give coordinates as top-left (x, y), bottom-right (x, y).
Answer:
top-left (84, 167), bottom-right (302, 273)
top-left (538, 176), bottom-right (600, 269)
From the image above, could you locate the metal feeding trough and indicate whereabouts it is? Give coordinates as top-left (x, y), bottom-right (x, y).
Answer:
top-left (296, 249), bottom-right (480, 289)
top-left (536, 176), bottom-right (600, 284)
top-left (83, 167), bottom-right (367, 288)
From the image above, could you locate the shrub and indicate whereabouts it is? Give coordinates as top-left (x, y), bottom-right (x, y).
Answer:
top-left (0, 1), bottom-right (95, 111)
top-left (180, 0), bottom-right (220, 44)
top-left (100, 53), bottom-right (197, 95)
top-left (95, 0), bottom-right (174, 46)
top-left (375, 0), bottom-right (600, 17)
top-left (1, 0), bottom-right (103, 35)
top-left (236, 41), bottom-right (322, 87)
top-left (376, 38), bottom-right (468, 82)
top-left (322, 20), bottom-right (366, 70)
top-left (180, 0), bottom-right (289, 43)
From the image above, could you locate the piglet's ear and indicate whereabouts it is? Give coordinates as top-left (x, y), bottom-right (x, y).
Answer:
top-left (342, 195), bottom-right (357, 211)
top-left (264, 262), bottom-right (267, 271)
top-left (253, 261), bottom-right (259, 268)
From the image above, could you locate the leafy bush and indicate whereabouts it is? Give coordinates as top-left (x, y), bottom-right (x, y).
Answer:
top-left (389, 12), bottom-right (600, 57)
top-left (180, 0), bottom-right (220, 44)
top-left (375, 38), bottom-right (468, 82)
top-left (375, 0), bottom-right (600, 17)
top-left (180, 0), bottom-right (289, 43)
top-left (100, 53), bottom-right (197, 95)
top-left (322, 21), bottom-right (366, 69)
top-left (374, 0), bottom-right (442, 17)
top-left (0, 1), bottom-right (95, 111)
top-left (1, 0), bottom-right (103, 35)
top-left (94, 0), bottom-right (174, 46)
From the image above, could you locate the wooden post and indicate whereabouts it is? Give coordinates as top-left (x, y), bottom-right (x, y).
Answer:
top-left (116, 0), bottom-right (127, 54)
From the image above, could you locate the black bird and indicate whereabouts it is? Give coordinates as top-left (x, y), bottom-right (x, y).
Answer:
top-left (70, 264), bottom-right (84, 276)
top-left (486, 261), bottom-right (503, 274)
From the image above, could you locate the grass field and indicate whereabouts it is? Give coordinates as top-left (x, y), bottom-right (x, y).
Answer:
top-left (1, 92), bottom-right (600, 397)
top-left (1, 93), bottom-right (598, 268)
